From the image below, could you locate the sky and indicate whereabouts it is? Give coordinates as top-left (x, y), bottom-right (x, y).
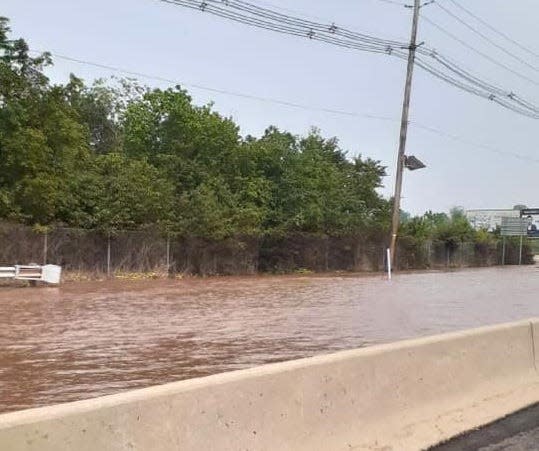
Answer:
top-left (3, 0), bottom-right (539, 215)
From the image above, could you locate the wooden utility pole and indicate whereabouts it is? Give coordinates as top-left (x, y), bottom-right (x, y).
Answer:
top-left (389, 0), bottom-right (421, 268)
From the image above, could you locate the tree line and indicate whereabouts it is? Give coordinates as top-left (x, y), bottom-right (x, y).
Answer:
top-left (1, 17), bottom-right (519, 264)
top-left (0, 17), bottom-right (392, 239)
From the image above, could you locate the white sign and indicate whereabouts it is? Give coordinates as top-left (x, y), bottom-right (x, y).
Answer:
top-left (500, 217), bottom-right (528, 236)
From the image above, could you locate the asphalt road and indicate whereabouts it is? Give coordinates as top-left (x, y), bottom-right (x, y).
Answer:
top-left (430, 403), bottom-right (539, 450)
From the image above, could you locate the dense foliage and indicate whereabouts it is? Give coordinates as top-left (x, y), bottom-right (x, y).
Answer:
top-left (400, 208), bottom-right (477, 246)
top-left (0, 18), bottom-right (391, 238)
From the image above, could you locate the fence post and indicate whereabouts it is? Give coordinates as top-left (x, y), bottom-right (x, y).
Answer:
top-left (107, 233), bottom-right (111, 277)
top-left (386, 248), bottom-right (392, 280)
top-left (43, 230), bottom-right (48, 265)
top-left (166, 234), bottom-right (171, 272)
top-left (324, 237), bottom-right (329, 271)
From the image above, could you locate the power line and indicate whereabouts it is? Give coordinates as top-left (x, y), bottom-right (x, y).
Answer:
top-left (413, 55), bottom-right (539, 118)
top-left (241, 0), bottom-right (337, 23)
top-left (445, 0), bottom-right (539, 60)
top-left (159, 0), bottom-right (397, 55)
top-left (434, 1), bottom-right (539, 75)
top-left (32, 48), bottom-right (539, 164)
top-left (218, 0), bottom-right (405, 46)
top-left (412, 123), bottom-right (539, 164)
top-left (420, 51), bottom-right (539, 116)
top-left (208, 0), bottom-right (539, 115)
top-left (419, 14), bottom-right (539, 88)
top-left (374, 0), bottom-right (408, 7)
top-left (248, 0), bottom-right (408, 42)
top-left (32, 50), bottom-right (397, 122)
top-left (189, 0), bottom-right (538, 115)
top-left (159, 0), bottom-right (539, 118)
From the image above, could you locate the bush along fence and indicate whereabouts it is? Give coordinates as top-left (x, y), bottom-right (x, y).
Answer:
top-left (0, 223), bottom-right (533, 277)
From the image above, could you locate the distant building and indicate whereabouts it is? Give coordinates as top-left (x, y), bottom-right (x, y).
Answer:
top-left (465, 209), bottom-right (520, 231)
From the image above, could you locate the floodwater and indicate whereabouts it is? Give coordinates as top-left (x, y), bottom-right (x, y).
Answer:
top-left (1, 266), bottom-right (539, 414)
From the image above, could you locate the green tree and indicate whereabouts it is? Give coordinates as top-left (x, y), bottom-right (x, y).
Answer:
top-left (0, 17), bottom-right (50, 102)
top-left (77, 153), bottom-right (175, 231)
top-left (401, 208), bottom-right (476, 247)
top-left (0, 16), bottom-right (52, 219)
top-left (434, 207), bottom-right (476, 246)
top-left (122, 87), bottom-right (260, 237)
top-left (0, 81), bottom-right (90, 224)
top-left (247, 127), bottom-right (389, 236)
top-left (65, 76), bottom-right (145, 154)
top-left (0, 16), bottom-right (394, 245)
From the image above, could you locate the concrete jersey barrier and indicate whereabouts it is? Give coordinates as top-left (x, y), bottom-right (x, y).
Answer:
top-left (2, 319), bottom-right (539, 450)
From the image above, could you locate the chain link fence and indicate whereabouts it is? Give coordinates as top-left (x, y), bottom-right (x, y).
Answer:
top-left (395, 238), bottom-right (501, 270)
top-left (0, 222), bottom-right (532, 276)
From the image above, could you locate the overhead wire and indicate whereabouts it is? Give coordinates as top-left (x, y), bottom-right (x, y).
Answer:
top-left (166, 0), bottom-right (404, 48)
top-left (245, 0), bottom-right (409, 42)
top-left (241, 0), bottom-right (342, 24)
top-left (31, 48), bottom-right (539, 163)
top-left (425, 51), bottom-right (511, 97)
top-left (161, 0), bottom-right (393, 55)
top-left (375, 0), bottom-right (408, 7)
top-left (31, 49), bottom-right (397, 122)
top-left (160, 0), bottom-right (539, 118)
top-left (411, 55), bottom-right (539, 118)
top-left (434, 1), bottom-right (539, 75)
top-left (419, 14), bottom-right (539, 88)
top-left (418, 50), bottom-right (539, 115)
top-left (412, 123), bottom-right (539, 164)
top-left (445, 0), bottom-right (539, 60)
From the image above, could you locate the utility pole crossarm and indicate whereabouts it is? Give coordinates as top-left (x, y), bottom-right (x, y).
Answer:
top-left (389, 0), bottom-right (421, 268)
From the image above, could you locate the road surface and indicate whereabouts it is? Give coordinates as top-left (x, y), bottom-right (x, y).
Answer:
top-left (431, 402), bottom-right (539, 450)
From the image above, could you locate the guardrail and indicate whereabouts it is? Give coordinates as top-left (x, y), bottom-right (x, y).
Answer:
top-left (0, 265), bottom-right (61, 284)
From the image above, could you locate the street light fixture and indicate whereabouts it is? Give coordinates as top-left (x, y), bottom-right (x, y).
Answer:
top-left (404, 155), bottom-right (426, 171)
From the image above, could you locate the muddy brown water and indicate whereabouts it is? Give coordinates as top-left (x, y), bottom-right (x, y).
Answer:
top-left (1, 266), bottom-right (539, 414)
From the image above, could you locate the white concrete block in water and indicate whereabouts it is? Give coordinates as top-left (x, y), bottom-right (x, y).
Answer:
top-left (40, 265), bottom-right (62, 284)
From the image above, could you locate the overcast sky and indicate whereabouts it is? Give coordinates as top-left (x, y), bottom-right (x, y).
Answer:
top-left (3, 0), bottom-right (539, 215)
